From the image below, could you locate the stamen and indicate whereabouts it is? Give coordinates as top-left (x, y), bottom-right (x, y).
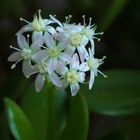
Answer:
top-left (20, 17), bottom-right (30, 24)
top-left (65, 16), bottom-right (68, 23)
top-left (38, 9), bottom-right (41, 16)
top-left (97, 70), bottom-right (107, 78)
top-left (93, 37), bottom-right (101, 41)
top-left (89, 17), bottom-right (92, 26)
top-left (94, 32), bottom-right (104, 35)
top-left (10, 45), bottom-right (21, 51)
top-left (11, 59), bottom-right (22, 69)
top-left (49, 15), bottom-right (62, 27)
top-left (67, 15), bottom-right (72, 23)
top-left (39, 45), bottom-right (47, 49)
top-left (82, 15), bottom-right (86, 25)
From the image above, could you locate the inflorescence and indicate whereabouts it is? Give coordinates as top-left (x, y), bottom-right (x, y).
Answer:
top-left (8, 10), bottom-right (107, 96)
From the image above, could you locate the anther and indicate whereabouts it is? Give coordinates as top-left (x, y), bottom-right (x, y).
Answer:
top-left (20, 17), bottom-right (30, 24)
top-left (82, 15), bottom-right (86, 25)
top-left (11, 64), bottom-right (16, 69)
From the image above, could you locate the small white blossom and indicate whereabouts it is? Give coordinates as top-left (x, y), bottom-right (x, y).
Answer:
top-left (79, 48), bottom-right (107, 89)
top-left (25, 59), bottom-right (63, 92)
top-left (17, 10), bottom-right (56, 40)
top-left (56, 53), bottom-right (86, 96)
top-left (32, 32), bottom-right (71, 74)
top-left (8, 33), bottom-right (44, 77)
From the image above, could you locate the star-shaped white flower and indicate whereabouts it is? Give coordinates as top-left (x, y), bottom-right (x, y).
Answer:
top-left (56, 53), bottom-right (86, 96)
top-left (79, 48), bottom-right (107, 89)
top-left (32, 32), bottom-right (72, 74)
top-left (8, 33), bottom-right (44, 77)
top-left (17, 10), bottom-right (56, 41)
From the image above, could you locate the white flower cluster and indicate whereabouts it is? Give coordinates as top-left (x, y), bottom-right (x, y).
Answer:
top-left (8, 10), bottom-right (107, 96)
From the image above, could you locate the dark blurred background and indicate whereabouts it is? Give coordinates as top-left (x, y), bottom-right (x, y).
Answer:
top-left (0, 0), bottom-right (140, 140)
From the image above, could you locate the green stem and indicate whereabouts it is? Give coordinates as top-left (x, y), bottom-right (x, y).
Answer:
top-left (46, 85), bottom-right (57, 140)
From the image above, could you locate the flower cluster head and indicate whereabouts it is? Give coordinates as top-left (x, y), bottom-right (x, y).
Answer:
top-left (8, 10), bottom-right (107, 96)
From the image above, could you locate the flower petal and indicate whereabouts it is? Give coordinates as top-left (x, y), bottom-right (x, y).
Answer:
top-left (46, 26), bottom-right (57, 35)
top-left (44, 32), bottom-right (55, 48)
top-left (70, 83), bottom-right (80, 96)
top-left (30, 36), bottom-right (44, 51)
top-left (17, 33), bottom-right (29, 49)
top-left (47, 58), bottom-right (57, 74)
top-left (8, 52), bottom-right (22, 62)
top-left (64, 46), bottom-right (75, 57)
top-left (79, 62), bottom-right (89, 72)
top-left (16, 24), bottom-right (32, 34)
top-left (59, 53), bottom-right (71, 64)
top-left (49, 15), bottom-right (63, 27)
top-left (48, 72), bottom-right (62, 87)
top-left (22, 60), bottom-right (38, 78)
top-left (70, 53), bottom-right (79, 70)
top-left (77, 44), bottom-right (88, 62)
top-left (78, 72), bottom-right (85, 83)
top-left (55, 61), bottom-right (68, 76)
top-left (32, 50), bottom-right (48, 62)
top-left (32, 31), bottom-right (43, 42)
top-left (44, 19), bottom-right (54, 25)
top-left (89, 70), bottom-right (95, 90)
top-left (35, 74), bottom-right (45, 92)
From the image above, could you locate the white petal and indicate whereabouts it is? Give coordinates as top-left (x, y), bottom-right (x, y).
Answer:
top-left (78, 72), bottom-right (85, 83)
top-left (30, 36), bottom-right (44, 50)
top-left (56, 27), bottom-right (64, 32)
top-left (89, 70), bottom-right (95, 90)
top-left (82, 36), bottom-right (89, 46)
top-left (79, 62), bottom-right (89, 72)
top-left (90, 39), bottom-right (95, 55)
top-left (32, 31), bottom-right (43, 42)
top-left (63, 46), bottom-right (75, 57)
top-left (48, 72), bottom-right (62, 87)
top-left (17, 33), bottom-right (29, 49)
top-left (47, 58), bottom-right (57, 74)
top-left (70, 83), bottom-right (80, 96)
top-left (16, 24), bottom-right (32, 34)
top-left (55, 61), bottom-right (68, 76)
top-left (44, 32), bottom-right (55, 48)
top-left (8, 52), bottom-right (22, 62)
top-left (32, 50), bottom-right (48, 62)
top-left (77, 44), bottom-right (88, 62)
top-left (35, 74), bottom-right (45, 92)
top-left (59, 53), bottom-right (71, 63)
top-left (70, 53), bottom-right (79, 70)
top-left (46, 26), bottom-right (57, 35)
top-left (22, 60), bottom-right (32, 77)
top-left (49, 15), bottom-right (63, 27)
top-left (58, 37), bottom-right (69, 51)
top-left (44, 19), bottom-right (54, 25)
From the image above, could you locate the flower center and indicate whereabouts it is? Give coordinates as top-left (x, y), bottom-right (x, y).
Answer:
top-left (66, 70), bottom-right (79, 84)
top-left (87, 58), bottom-right (99, 70)
top-left (32, 10), bottom-right (45, 31)
top-left (38, 61), bottom-right (47, 74)
top-left (70, 33), bottom-right (83, 47)
top-left (21, 48), bottom-right (32, 60)
top-left (48, 47), bottom-right (59, 58)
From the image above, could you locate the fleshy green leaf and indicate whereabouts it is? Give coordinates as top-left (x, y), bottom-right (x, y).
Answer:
top-left (81, 70), bottom-right (140, 115)
top-left (60, 93), bottom-right (89, 140)
top-left (4, 98), bottom-right (36, 140)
